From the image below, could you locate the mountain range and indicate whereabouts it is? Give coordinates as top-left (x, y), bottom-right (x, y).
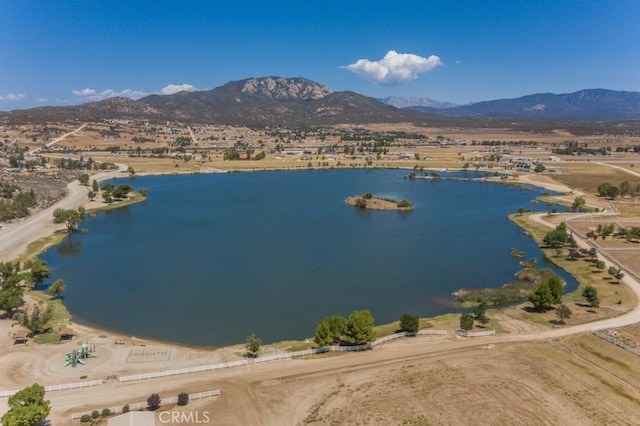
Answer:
top-left (402, 89), bottom-right (640, 120)
top-left (1, 77), bottom-right (639, 128)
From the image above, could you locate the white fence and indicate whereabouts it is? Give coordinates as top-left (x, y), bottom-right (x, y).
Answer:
top-left (0, 380), bottom-right (103, 398)
top-left (118, 360), bottom-right (247, 383)
top-left (453, 330), bottom-right (496, 337)
top-left (591, 321), bottom-right (640, 357)
top-left (70, 389), bottom-right (220, 420)
top-left (254, 330), bottom-right (449, 364)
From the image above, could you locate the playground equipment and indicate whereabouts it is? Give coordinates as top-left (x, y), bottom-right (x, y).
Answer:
top-left (64, 343), bottom-right (97, 367)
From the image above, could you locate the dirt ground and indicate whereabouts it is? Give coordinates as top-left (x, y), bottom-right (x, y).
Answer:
top-left (3, 126), bottom-right (640, 425)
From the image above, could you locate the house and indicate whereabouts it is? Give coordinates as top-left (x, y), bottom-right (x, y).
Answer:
top-left (13, 330), bottom-right (28, 344)
top-left (59, 328), bottom-right (74, 341)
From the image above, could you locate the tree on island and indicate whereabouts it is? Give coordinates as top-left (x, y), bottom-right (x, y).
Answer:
top-left (399, 313), bottom-right (419, 333)
top-left (245, 333), bottom-right (261, 357)
top-left (1, 383), bottom-right (50, 426)
top-left (343, 310), bottom-right (376, 345)
top-left (53, 208), bottom-right (82, 234)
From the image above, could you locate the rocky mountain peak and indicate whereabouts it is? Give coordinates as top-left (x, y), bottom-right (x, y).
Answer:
top-left (240, 77), bottom-right (333, 100)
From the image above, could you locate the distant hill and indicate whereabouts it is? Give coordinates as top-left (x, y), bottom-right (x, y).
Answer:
top-left (1, 79), bottom-right (639, 135)
top-left (379, 96), bottom-right (458, 110)
top-left (406, 89), bottom-right (640, 120)
top-left (1, 77), bottom-right (435, 126)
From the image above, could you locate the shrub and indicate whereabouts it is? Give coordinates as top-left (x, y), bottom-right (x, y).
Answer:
top-left (355, 198), bottom-right (367, 208)
top-left (101, 408), bottom-right (111, 417)
top-left (91, 410), bottom-right (99, 419)
top-left (177, 392), bottom-right (189, 406)
top-left (147, 393), bottom-right (161, 411)
top-left (80, 414), bottom-right (91, 423)
top-left (397, 200), bottom-right (413, 208)
top-left (362, 192), bottom-right (373, 199)
top-left (122, 404), bottom-right (130, 413)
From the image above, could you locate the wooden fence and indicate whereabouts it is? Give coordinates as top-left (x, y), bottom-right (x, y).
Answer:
top-left (70, 389), bottom-right (220, 420)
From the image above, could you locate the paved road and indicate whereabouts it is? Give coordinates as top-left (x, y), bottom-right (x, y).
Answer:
top-left (0, 166), bottom-right (125, 261)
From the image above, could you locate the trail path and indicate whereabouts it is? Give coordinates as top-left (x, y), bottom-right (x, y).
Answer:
top-left (28, 123), bottom-right (87, 155)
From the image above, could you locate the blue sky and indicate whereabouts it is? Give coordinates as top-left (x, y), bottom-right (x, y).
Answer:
top-left (1, 1), bottom-right (639, 111)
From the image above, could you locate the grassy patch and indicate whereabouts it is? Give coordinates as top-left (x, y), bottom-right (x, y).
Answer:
top-left (18, 232), bottom-right (68, 263)
top-left (453, 268), bottom-right (555, 307)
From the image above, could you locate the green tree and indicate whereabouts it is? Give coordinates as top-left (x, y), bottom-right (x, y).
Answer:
top-left (78, 173), bottom-right (90, 186)
top-left (362, 192), bottom-right (373, 199)
top-left (92, 180), bottom-right (99, 192)
top-left (0, 287), bottom-right (24, 317)
top-left (534, 163), bottom-right (545, 173)
top-left (314, 319), bottom-right (333, 347)
top-left (88, 191), bottom-right (96, 201)
top-left (459, 313), bottom-right (474, 331)
top-left (324, 315), bottom-right (347, 341)
top-left (569, 196), bottom-right (586, 212)
top-left (517, 207), bottom-right (526, 215)
top-left (344, 310), bottom-right (376, 345)
top-left (582, 285), bottom-right (600, 308)
top-left (597, 182), bottom-right (613, 197)
top-left (608, 266), bottom-right (625, 282)
top-left (472, 302), bottom-right (489, 326)
top-left (546, 275), bottom-right (564, 304)
top-left (53, 208), bottom-right (82, 234)
top-left (245, 333), bottom-right (261, 357)
top-left (555, 304), bottom-right (572, 324)
top-left (543, 222), bottom-right (570, 248)
top-left (529, 284), bottom-right (554, 311)
top-left (139, 187), bottom-right (149, 197)
top-left (2, 383), bottom-right (50, 426)
top-left (47, 279), bottom-right (65, 299)
top-left (20, 304), bottom-right (52, 334)
top-left (399, 313), bottom-right (419, 333)
top-left (24, 259), bottom-right (49, 289)
top-left (606, 185), bottom-right (620, 199)
top-left (127, 166), bottom-right (136, 176)
top-left (619, 180), bottom-right (632, 198)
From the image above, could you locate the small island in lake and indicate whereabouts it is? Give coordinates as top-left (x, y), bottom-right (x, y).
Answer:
top-left (346, 192), bottom-right (414, 211)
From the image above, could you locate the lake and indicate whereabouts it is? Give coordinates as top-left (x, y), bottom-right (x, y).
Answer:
top-left (40, 169), bottom-right (576, 346)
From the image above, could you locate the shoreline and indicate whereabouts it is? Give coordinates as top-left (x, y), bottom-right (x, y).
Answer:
top-left (3, 165), bottom-right (640, 423)
top-left (0, 167), bottom-right (627, 348)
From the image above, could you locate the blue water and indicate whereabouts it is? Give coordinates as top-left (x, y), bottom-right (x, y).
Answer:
top-left (40, 169), bottom-right (576, 346)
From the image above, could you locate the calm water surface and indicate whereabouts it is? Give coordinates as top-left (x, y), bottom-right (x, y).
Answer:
top-left (40, 169), bottom-right (575, 346)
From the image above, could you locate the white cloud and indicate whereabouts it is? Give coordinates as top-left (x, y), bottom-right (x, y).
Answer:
top-left (161, 83), bottom-right (196, 95)
top-left (0, 93), bottom-right (26, 101)
top-left (341, 50), bottom-right (443, 86)
top-left (72, 88), bottom-right (149, 101)
top-left (36, 97), bottom-right (49, 103)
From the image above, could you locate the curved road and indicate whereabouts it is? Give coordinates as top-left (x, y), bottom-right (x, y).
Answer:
top-left (0, 166), bottom-right (125, 262)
